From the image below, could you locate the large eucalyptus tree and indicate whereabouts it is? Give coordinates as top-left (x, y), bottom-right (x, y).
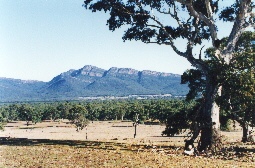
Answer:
top-left (182, 31), bottom-right (255, 146)
top-left (84, 0), bottom-right (255, 151)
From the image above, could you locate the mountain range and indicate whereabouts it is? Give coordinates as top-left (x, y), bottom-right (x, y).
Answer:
top-left (0, 65), bottom-right (189, 102)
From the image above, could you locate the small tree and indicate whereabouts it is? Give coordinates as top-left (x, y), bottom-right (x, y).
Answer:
top-left (18, 104), bottom-right (36, 126)
top-left (42, 105), bottom-right (60, 121)
top-left (57, 103), bottom-right (71, 119)
top-left (86, 103), bottom-right (101, 122)
top-left (2, 104), bottom-right (19, 122)
top-left (68, 104), bottom-right (89, 132)
top-left (0, 111), bottom-right (6, 130)
top-left (32, 105), bottom-right (43, 124)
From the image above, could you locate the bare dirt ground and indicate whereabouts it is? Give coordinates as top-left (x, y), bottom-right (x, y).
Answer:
top-left (1, 121), bottom-right (254, 168)
top-left (0, 120), bottom-right (243, 145)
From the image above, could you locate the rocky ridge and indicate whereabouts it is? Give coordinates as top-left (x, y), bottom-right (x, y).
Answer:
top-left (0, 65), bottom-right (188, 102)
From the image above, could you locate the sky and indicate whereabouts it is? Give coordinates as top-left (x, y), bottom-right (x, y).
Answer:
top-left (0, 0), bottom-right (232, 82)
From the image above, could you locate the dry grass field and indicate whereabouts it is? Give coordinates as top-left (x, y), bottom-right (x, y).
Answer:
top-left (0, 120), bottom-right (255, 167)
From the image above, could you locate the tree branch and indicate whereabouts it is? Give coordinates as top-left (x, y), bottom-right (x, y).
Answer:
top-left (176, 0), bottom-right (218, 43)
top-left (109, 0), bottom-right (214, 73)
top-left (225, 0), bottom-right (251, 54)
top-left (205, 0), bottom-right (213, 20)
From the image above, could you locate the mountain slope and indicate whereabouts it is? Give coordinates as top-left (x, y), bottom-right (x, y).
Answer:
top-left (0, 78), bottom-right (45, 102)
top-left (0, 65), bottom-right (188, 102)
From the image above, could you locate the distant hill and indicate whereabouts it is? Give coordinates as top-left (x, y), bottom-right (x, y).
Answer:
top-left (0, 65), bottom-right (188, 102)
top-left (0, 78), bottom-right (45, 102)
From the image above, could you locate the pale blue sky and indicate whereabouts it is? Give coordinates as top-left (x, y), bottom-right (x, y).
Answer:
top-left (0, 0), bottom-right (232, 82)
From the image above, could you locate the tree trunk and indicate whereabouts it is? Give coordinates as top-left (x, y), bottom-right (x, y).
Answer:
top-left (198, 78), bottom-right (221, 152)
top-left (241, 122), bottom-right (248, 143)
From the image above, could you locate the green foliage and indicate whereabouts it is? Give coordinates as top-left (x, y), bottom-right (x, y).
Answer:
top-left (56, 103), bottom-right (71, 119)
top-left (42, 105), bottom-right (60, 121)
top-left (68, 104), bottom-right (89, 131)
top-left (0, 93), bottom-right (251, 137)
top-left (83, 0), bottom-right (217, 45)
top-left (181, 69), bottom-right (205, 100)
top-left (0, 99), bottom-right (193, 128)
top-left (18, 104), bottom-right (36, 126)
top-left (0, 112), bottom-right (5, 130)
top-left (162, 100), bottom-right (198, 136)
top-left (215, 32), bottom-right (255, 131)
top-left (220, 119), bottom-right (232, 132)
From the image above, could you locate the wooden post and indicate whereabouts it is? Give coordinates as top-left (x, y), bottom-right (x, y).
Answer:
top-left (134, 113), bottom-right (139, 138)
top-left (134, 124), bottom-right (137, 138)
top-left (86, 125), bottom-right (88, 140)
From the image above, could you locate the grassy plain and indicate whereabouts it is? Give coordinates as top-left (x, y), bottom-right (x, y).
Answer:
top-left (0, 121), bottom-right (255, 167)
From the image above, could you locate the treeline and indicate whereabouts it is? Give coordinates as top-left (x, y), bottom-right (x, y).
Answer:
top-left (0, 99), bottom-right (241, 136)
top-left (0, 99), bottom-right (197, 132)
top-left (0, 99), bottom-right (189, 122)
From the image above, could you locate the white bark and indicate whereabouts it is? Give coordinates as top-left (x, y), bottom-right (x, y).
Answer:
top-left (211, 86), bottom-right (221, 131)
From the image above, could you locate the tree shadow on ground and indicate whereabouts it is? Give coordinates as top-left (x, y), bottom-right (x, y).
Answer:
top-left (0, 137), bottom-right (180, 151)
top-left (0, 137), bottom-right (101, 147)
top-left (151, 135), bottom-right (187, 137)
